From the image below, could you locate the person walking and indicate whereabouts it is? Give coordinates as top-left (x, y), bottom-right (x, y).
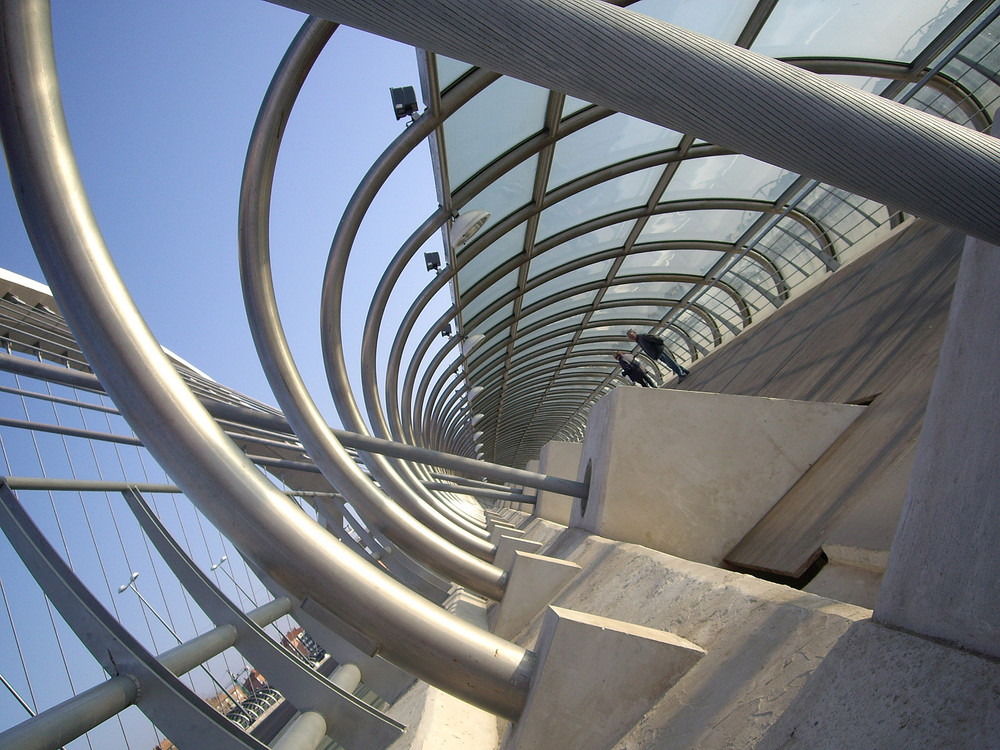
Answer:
top-left (614, 351), bottom-right (658, 387)
top-left (627, 329), bottom-right (689, 381)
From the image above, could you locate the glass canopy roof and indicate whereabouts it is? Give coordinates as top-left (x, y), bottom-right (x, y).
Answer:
top-left (402, 0), bottom-right (1000, 468)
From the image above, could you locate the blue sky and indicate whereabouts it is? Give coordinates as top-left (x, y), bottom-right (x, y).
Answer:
top-left (0, 2), bottom-right (454, 744)
top-left (2, 0), bottom-right (447, 426)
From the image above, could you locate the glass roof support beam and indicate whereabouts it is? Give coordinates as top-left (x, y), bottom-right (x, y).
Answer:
top-left (484, 91), bottom-right (568, 453)
top-left (734, 0), bottom-right (780, 48)
top-left (0, 350), bottom-right (580, 498)
top-left (662, 176), bottom-right (831, 333)
top-left (427, 373), bottom-right (474, 452)
top-left (0, 1), bottom-right (531, 718)
top-left (456, 198), bottom-right (821, 329)
top-left (792, 59), bottom-right (991, 132)
top-left (274, 0), bottom-right (1000, 245)
top-left (877, 0), bottom-right (1000, 110)
top-left (237, 18), bottom-right (508, 594)
top-left (407, 317), bottom-right (466, 448)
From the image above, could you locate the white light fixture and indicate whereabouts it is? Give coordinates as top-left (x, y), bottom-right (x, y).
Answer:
top-left (475, 443), bottom-right (484, 452)
top-left (461, 334), bottom-right (485, 356)
top-left (468, 386), bottom-right (484, 400)
top-left (476, 452), bottom-right (485, 460)
top-left (470, 413), bottom-right (485, 426)
top-left (449, 210), bottom-right (490, 249)
top-left (473, 430), bottom-right (484, 441)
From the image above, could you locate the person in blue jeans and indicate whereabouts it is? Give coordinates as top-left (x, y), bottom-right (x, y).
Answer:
top-left (627, 329), bottom-right (689, 381)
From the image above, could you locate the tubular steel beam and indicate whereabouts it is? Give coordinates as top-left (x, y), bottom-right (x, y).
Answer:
top-left (0, 352), bottom-right (588, 497)
top-left (0, 3), bottom-right (531, 719)
top-left (272, 0), bottom-right (1000, 244)
top-left (235, 18), bottom-right (508, 588)
top-left (318, 71), bottom-right (497, 545)
top-left (423, 481), bottom-right (536, 505)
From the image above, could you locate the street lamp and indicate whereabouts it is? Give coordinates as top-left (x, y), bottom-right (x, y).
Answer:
top-left (211, 555), bottom-right (258, 606)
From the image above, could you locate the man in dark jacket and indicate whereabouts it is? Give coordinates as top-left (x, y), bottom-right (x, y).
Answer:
top-left (627, 329), bottom-right (689, 381)
top-left (614, 351), bottom-right (657, 387)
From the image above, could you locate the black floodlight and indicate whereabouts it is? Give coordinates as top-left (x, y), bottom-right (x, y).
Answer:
top-left (440, 322), bottom-right (453, 338)
top-left (424, 251), bottom-right (441, 272)
top-left (390, 86), bottom-right (419, 120)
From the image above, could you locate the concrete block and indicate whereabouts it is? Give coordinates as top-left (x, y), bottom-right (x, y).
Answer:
top-left (756, 619), bottom-right (1000, 749)
top-left (494, 535), bottom-right (544, 571)
top-left (535, 440), bottom-right (583, 525)
top-left (574, 388), bottom-right (864, 565)
top-left (490, 552), bottom-right (581, 639)
top-left (504, 606), bottom-right (706, 750)
top-left (490, 523), bottom-right (523, 544)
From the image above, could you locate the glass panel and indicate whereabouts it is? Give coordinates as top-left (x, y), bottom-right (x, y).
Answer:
top-left (618, 247), bottom-right (723, 277)
top-left (510, 332), bottom-right (576, 363)
top-left (457, 225), bottom-right (526, 290)
top-left (443, 78), bottom-right (550, 188)
top-left (469, 345), bottom-right (508, 380)
top-left (548, 114), bottom-right (682, 189)
top-left (456, 157), bottom-right (538, 248)
top-left (662, 154), bottom-right (797, 203)
top-left (516, 299), bottom-right (592, 331)
top-left (522, 261), bottom-right (614, 307)
top-left (436, 55), bottom-right (474, 90)
top-left (753, 0), bottom-right (968, 62)
top-left (461, 269), bottom-right (519, 323)
top-left (603, 280), bottom-right (693, 303)
top-left (746, 217), bottom-right (831, 298)
top-left (639, 208), bottom-right (762, 244)
top-left (523, 288), bottom-right (599, 317)
top-left (590, 304), bottom-right (667, 323)
top-left (580, 322), bottom-right (637, 340)
top-left (935, 20), bottom-right (1000, 131)
top-left (537, 166), bottom-right (663, 240)
top-left (630, 0), bottom-right (757, 41)
top-left (516, 314), bottom-right (586, 341)
top-left (471, 359), bottom-right (507, 388)
top-left (562, 96), bottom-right (594, 117)
top-left (571, 339), bottom-right (619, 353)
top-left (528, 224), bottom-right (631, 280)
top-left (467, 302), bottom-right (514, 339)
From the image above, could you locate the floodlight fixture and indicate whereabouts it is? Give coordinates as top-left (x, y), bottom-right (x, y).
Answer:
top-left (468, 386), bottom-right (484, 400)
top-left (441, 322), bottom-right (453, 338)
top-left (390, 85), bottom-right (419, 120)
top-left (471, 413), bottom-right (485, 426)
top-left (424, 251), bottom-right (441, 272)
top-left (449, 210), bottom-right (490, 249)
